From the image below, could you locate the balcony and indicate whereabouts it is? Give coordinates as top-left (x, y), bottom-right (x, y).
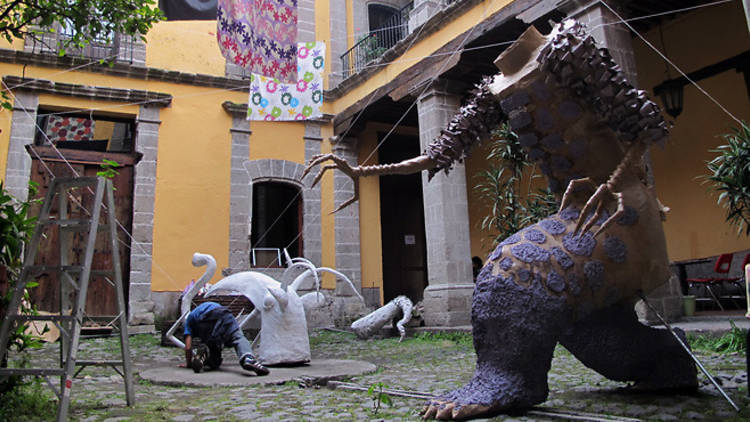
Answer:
top-left (24, 23), bottom-right (145, 65)
top-left (341, 3), bottom-right (414, 80)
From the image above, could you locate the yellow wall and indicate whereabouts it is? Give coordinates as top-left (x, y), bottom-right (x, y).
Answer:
top-left (151, 87), bottom-right (241, 291)
top-left (146, 20), bottom-right (226, 76)
top-left (464, 140), bottom-right (495, 259)
top-left (633, 1), bottom-right (750, 260)
top-left (357, 125), bottom-right (383, 303)
top-left (249, 122), bottom-right (305, 163)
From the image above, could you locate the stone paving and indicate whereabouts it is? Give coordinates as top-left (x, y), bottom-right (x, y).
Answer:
top-left (10, 329), bottom-right (750, 421)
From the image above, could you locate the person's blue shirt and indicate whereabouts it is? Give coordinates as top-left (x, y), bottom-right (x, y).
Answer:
top-left (184, 301), bottom-right (221, 336)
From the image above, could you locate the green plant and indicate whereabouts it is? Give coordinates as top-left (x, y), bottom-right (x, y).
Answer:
top-left (367, 381), bottom-right (392, 414)
top-left (412, 331), bottom-right (473, 347)
top-left (359, 34), bottom-right (387, 62)
top-left (0, 377), bottom-right (56, 421)
top-left (96, 158), bottom-right (120, 180)
top-left (688, 321), bottom-right (747, 354)
top-left (0, 182), bottom-right (46, 394)
top-left (474, 123), bottom-right (558, 246)
top-left (705, 122), bottom-right (750, 235)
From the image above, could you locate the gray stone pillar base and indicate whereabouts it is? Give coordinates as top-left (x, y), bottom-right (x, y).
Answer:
top-left (129, 299), bottom-right (156, 326)
top-left (302, 290), bottom-right (369, 329)
top-left (635, 274), bottom-right (684, 324)
top-left (422, 284), bottom-right (474, 327)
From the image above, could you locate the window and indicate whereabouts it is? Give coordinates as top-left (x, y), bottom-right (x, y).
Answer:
top-left (251, 182), bottom-right (302, 266)
top-left (159, 0), bottom-right (217, 21)
top-left (34, 110), bottom-right (135, 153)
top-left (368, 4), bottom-right (399, 32)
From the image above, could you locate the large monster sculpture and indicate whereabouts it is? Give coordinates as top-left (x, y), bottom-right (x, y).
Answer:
top-left (305, 20), bottom-right (697, 420)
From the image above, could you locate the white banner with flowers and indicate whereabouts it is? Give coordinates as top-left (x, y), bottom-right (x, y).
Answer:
top-left (247, 41), bottom-right (325, 121)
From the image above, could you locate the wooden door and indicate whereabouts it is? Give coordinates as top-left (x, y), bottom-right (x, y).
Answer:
top-left (27, 147), bottom-right (136, 318)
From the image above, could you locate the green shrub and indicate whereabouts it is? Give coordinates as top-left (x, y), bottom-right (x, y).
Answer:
top-left (705, 122), bottom-right (750, 235)
top-left (0, 377), bottom-right (56, 421)
top-left (474, 123), bottom-right (558, 247)
top-left (688, 321), bottom-right (747, 354)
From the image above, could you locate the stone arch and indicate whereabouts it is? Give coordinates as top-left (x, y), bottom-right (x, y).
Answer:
top-left (244, 159), bottom-right (306, 186)
top-left (242, 159), bottom-right (316, 274)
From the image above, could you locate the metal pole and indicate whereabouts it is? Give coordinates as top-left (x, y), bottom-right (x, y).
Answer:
top-left (638, 292), bottom-right (740, 412)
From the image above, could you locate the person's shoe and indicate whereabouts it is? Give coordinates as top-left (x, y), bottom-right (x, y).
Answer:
top-left (240, 354), bottom-right (269, 376)
top-left (191, 346), bottom-right (207, 373)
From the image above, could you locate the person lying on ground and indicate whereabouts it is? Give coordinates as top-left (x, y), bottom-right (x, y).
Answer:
top-left (180, 301), bottom-right (269, 376)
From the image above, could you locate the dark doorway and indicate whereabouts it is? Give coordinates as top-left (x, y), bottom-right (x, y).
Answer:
top-left (251, 181), bottom-right (302, 266)
top-left (379, 133), bottom-right (427, 303)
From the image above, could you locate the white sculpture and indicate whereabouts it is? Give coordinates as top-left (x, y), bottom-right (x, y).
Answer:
top-left (166, 251), bottom-right (364, 365)
top-left (351, 295), bottom-right (413, 342)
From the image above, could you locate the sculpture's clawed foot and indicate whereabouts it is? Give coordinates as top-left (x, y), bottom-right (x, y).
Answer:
top-left (420, 399), bottom-right (492, 420)
top-left (558, 177), bottom-right (597, 213)
top-left (571, 182), bottom-right (626, 237)
top-left (301, 152), bottom-right (360, 213)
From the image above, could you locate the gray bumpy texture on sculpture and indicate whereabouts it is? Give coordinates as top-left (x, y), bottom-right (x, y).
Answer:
top-left (303, 19), bottom-right (698, 421)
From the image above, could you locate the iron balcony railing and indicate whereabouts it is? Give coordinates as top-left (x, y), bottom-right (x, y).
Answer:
top-left (25, 24), bottom-right (135, 64)
top-left (341, 3), bottom-right (414, 79)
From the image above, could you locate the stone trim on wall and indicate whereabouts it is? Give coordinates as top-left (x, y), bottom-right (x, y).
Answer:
top-left (0, 48), bottom-right (249, 92)
top-left (3, 76), bottom-right (172, 107)
top-left (243, 158), bottom-right (323, 269)
top-left (331, 137), bottom-right (362, 295)
top-left (303, 123), bottom-right (323, 267)
top-left (2, 83), bottom-right (168, 327)
top-left (224, 105), bottom-right (252, 271)
top-left (128, 104), bottom-right (161, 326)
top-left (5, 92), bottom-right (39, 201)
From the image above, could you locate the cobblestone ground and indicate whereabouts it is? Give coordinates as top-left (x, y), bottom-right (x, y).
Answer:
top-left (10, 330), bottom-right (750, 421)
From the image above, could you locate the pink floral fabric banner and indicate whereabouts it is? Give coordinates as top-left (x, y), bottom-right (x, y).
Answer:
top-left (45, 116), bottom-right (95, 141)
top-left (247, 41), bottom-right (325, 121)
top-left (217, 0), bottom-right (298, 83)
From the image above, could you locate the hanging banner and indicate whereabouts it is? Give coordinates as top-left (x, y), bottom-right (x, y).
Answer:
top-left (247, 41), bottom-right (325, 121)
top-left (217, 0), bottom-right (298, 83)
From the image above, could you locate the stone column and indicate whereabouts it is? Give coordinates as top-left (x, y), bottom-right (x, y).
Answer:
top-left (565, 1), bottom-right (637, 83)
top-left (565, 1), bottom-right (682, 321)
top-left (409, 0), bottom-right (442, 33)
top-left (417, 80), bottom-right (474, 327)
top-left (332, 137), bottom-right (362, 295)
top-left (128, 104), bottom-right (160, 327)
top-left (297, 0), bottom-right (316, 43)
top-left (303, 123), bottom-right (323, 266)
top-left (5, 91), bottom-right (38, 201)
top-left (328, 0), bottom-right (349, 87)
top-left (227, 107), bottom-right (252, 271)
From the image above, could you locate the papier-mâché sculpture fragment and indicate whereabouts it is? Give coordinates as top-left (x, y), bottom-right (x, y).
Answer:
top-left (304, 20), bottom-right (697, 420)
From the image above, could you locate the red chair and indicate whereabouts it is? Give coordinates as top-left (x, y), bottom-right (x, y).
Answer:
top-left (687, 253), bottom-right (748, 311)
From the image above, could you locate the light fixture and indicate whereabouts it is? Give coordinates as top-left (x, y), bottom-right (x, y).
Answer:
top-left (654, 79), bottom-right (684, 119)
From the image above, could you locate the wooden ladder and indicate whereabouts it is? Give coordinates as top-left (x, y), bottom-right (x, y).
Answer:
top-left (0, 176), bottom-right (133, 421)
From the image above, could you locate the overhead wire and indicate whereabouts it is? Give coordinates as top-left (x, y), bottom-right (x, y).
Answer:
top-left (16, 0), bottom-right (732, 119)
top-left (5, 0), bottom-right (742, 285)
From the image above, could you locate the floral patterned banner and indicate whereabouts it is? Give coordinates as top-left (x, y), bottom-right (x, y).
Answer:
top-left (45, 116), bottom-right (95, 142)
top-left (217, 0), bottom-right (298, 83)
top-left (247, 41), bottom-right (325, 121)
